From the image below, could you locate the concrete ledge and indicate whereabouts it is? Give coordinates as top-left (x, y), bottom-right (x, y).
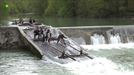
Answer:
top-left (58, 26), bottom-right (113, 29)
top-left (59, 26), bottom-right (113, 44)
top-left (18, 27), bottom-right (43, 59)
top-left (58, 25), bottom-right (134, 29)
top-left (0, 27), bottom-right (24, 49)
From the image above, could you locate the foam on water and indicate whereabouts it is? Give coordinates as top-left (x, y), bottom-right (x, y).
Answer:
top-left (81, 43), bottom-right (134, 51)
top-left (62, 57), bottom-right (134, 75)
top-left (110, 34), bottom-right (121, 44)
top-left (62, 55), bottom-right (134, 75)
top-left (58, 43), bottom-right (134, 75)
top-left (91, 33), bottom-right (106, 45)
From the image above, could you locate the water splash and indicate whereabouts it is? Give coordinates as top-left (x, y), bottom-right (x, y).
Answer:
top-left (109, 33), bottom-right (121, 44)
top-left (90, 33), bottom-right (106, 45)
top-left (81, 43), bottom-right (134, 51)
top-left (43, 55), bottom-right (124, 75)
top-left (62, 57), bottom-right (134, 75)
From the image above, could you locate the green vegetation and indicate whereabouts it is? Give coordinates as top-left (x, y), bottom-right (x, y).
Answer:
top-left (1, 0), bottom-right (134, 18)
top-left (0, 0), bottom-right (9, 20)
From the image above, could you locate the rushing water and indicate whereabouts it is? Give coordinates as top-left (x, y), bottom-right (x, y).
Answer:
top-left (80, 43), bottom-right (134, 75)
top-left (0, 49), bottom-right (72, 75)
top-left (1, 43), bottom-right (134, 75)
top-left (1, 15), bottom-right (134, 75)
top-left (90, 33), bottom-right (106, 45)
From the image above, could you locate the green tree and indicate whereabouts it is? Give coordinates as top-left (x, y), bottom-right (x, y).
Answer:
top-left (0, 0), bottom-right (9, 20)
top-left (57, 0), bottom-right (77, 17)
top-left (1, 0), bottom-right (134, 18)
top-left (76, 0), bottom-right (105, 18)
top-left (44, 0), bottom-right (58, 16)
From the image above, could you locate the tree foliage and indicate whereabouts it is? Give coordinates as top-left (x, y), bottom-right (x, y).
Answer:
top-left (0, 0), bottom-right (9, 20)
top-left (1, 0), bottom-right (134, 18)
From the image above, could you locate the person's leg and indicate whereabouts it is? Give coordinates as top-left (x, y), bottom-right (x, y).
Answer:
top-left (42, 35), bottom-right (45, 43)
top-left (34, 34), bottom-right (37, 39)
top-left (62, 39), bottom-right (66, 45)
top-left (80, 50), bottom-right (83, 55)
top-left (44, 36), bottom-right (47, 42)
top-left (37, 33), bottom-right (40, 40)
top-left (46, 36), bottom-right (48, 42)
top-left (48, 38), bottom-right (51, 44)
top-left (34, 34), bottom-right (35, 39)
top-left (60, 38), bottom-right (66, 45)
top-left (57, 38), bottom-right (60, 44)
top-left (59, 50), bottom-right (65, 58)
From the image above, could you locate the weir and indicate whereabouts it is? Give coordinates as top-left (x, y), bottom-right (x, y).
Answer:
top-left (2, 22), bottom-right (134, 64)
top-left (2, 19), bottom-right (94, 64)
top-left (22, 26), bottom-right (93, 63)
top-left (60, 25), bottom-right (134, 45)
top-left (59, 26), bottom-right (113, 44)
top-left (0, 26), bottom-right (92, 63)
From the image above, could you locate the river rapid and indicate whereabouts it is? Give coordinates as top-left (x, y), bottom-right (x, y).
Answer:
top-left (1, 43), bottom-right (134, 75)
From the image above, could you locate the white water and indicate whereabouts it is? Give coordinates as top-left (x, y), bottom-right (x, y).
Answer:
top-left (8, 21), bottom-right (134, 75)
top-left (81, 43), bottom-right (134, 51)
top-left (91, 33), bottom-right (106, 45)
top-left (1, 42), bottom-right (134, 75)
top-left (63, 58), bottom-right (133, 75)
top-left (25, 28), bottom-right (134, 75)
top-left (59, 43), bottom-right (134, 75)
top-left (90, 33), bottom-right (122, 45)
top-left (38, 28), bottom-right (134, 75)
top-left (110, 34), bottom-right (121, 44)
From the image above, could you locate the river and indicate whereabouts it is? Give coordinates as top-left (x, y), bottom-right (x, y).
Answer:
top-left (0, 49), bottom-right (72, 75)
top-left (39, 17), bottom-right (134, 27)
top-left (1, 43), bottom-right (134, 75)
top-left (1, 17), bottom-right (134, 75)
top-left (1, 16), bottom-right (134, 27)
